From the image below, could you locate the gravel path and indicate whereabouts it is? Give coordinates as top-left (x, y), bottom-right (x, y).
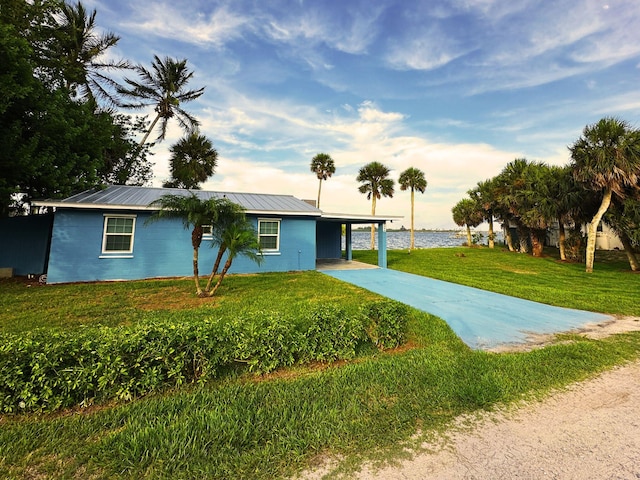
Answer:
top-left (302, 318), bottom-right (640, 480)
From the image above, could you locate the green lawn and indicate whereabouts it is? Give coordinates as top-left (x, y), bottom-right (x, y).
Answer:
top-left (1, 248), bottom-right (639, 479)
top-left (354, 247), bottom-right (640, 316)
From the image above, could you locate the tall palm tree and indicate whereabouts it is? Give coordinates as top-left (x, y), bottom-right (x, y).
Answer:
top-left (398, 167), bottom-right (427, 251)
top-left (163, 132), bottom-right (218, 189)
top-left (117, 55), bottom-right (205, 147)
top-left (569, 117), bottom-right (640, 272)
top-left (146, 193), bottom-right (221, 296)
top-left (207, 218), bottom-right (263, 297)
top-left (50, 1), bottom-right (129, 104)
top-left (452, 197), bottom-right (484, 247)
top-left (357, 162), bottom-right (395, 250)
top-left (310, 153), bottom-right (335, 208)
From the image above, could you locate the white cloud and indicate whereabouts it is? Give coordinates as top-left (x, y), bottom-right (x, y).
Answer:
top-left (120, 3), bottom-right (248, 47)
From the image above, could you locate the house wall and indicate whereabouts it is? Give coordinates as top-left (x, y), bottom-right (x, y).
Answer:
top-left (316, 221), bottom-right (342, 259)
top-left (0, 214), bottom-right (53, 276)
top-left (46, 209), bottom-right (317, 284)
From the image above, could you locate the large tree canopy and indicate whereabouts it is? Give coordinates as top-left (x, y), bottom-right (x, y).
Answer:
top-left (0, 1), bottom-right (154, 216)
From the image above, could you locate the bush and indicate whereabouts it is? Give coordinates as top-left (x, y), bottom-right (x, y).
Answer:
top-left (361, 300), bottom-right (410, 350)
top-left (0, 301), bottom-right (410, 413)
top-left (300, 304), bottom-right (367, 362)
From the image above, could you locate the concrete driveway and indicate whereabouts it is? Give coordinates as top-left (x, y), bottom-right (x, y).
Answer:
top-left (322, 268), bottom-right (612, 350)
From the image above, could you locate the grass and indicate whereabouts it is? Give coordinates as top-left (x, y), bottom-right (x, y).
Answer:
top-left (0, 271), bottom-right (379, 334)
top-left (1, 248), bottom-right (640, 479)
top-left (353, 247), bottom-right (640, 316)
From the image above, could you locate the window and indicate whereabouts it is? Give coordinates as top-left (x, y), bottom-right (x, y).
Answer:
top-left (202, 225), bottom-right (213, 238)
top-left (102, 215), bottom-right (136, 254)
top-left (258, 219), bottom-right (280, 251)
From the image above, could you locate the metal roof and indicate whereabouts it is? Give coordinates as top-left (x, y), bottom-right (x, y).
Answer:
top-left (33, 185), bottom-right (322, 216)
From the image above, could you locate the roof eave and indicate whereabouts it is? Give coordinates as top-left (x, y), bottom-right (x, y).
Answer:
top-left (31, 200), bottom-right (323, 217)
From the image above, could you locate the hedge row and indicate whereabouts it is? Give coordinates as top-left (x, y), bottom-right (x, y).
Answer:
top-left (0, 300), bottom-right (408, 413)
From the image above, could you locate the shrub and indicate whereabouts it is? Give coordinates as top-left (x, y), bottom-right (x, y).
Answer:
top-left (300, 304), bottom-right (367, 362)
top-left (0, 301), bottom-right (410, 413)
top-left (361, 300), bottom-right (410, 350)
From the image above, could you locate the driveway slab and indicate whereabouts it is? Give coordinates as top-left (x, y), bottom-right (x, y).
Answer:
top-left (323, 268), bottom-right (612, 350)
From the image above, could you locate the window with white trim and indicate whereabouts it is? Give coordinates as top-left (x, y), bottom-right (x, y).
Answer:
top-left (258, 219), bottom-right (280, 251)
top-left (102, 215), bottom-right (136, 253)
top-left (202, 225), bottom-right (213, 238)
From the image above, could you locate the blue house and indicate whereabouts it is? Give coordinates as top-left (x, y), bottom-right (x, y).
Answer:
top-left (0, 185), bottom-right (398, 284)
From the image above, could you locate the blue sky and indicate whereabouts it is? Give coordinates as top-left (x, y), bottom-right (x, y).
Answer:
top-left (91, 0), bottom-right (640, 229)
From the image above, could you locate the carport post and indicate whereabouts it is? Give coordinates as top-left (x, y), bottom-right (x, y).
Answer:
top-left (377, 221), bottom-right (387, 268)
top-left (345, 223), bottom-right (353, 260)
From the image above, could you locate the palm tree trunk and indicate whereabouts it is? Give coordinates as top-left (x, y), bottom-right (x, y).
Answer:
top-left (193, 247), bottom-right (203, 296)
top-left (370, 196), bottom-right (377, 250)
top-left (585, 188), bottom-right (612, 273)
top-left (558, 218), bottom-right (567, 261)
top-left (410, 189), bottom-right (415, 251)
top-left (530, 229), bottom-right (545, 257)
top-left (504, 225), bottom-right (515, 252)
top-left (317, 178), bottom-right (322, 208)
top-left (138, 113), bottom-right (161, 148)
top-left (618, 230), bottom-right (639, 272)
top-left (205, 245), bottom-right (227, 292)
top-left (191, 226), bottom-right (203, 296)
top-left (488, 216), bottom-right (494, 249)
top-left (209, 258), bottom-right (233, 297)
top-left (517, 225), bottom-right (529, 253)
top-left (465, 225), bottom-right (472, 247)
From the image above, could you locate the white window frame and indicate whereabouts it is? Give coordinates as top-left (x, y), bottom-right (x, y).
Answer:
top-left (258, 218), bottom-right (281, 253)
top-left (202, 224), bottom-right (213, 239)
top-left (101, 214), bottom-right (136, 256)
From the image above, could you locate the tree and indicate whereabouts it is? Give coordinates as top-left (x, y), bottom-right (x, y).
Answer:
top-left (207, 217), bottom-right (263, 297)
top-left (569, 117), bottom-right (640, 272)
top-left (204, 199), bottom-right (247, 292)
top-left (163, 132), bottom-right (217, 189)
top-left (147, 194), bottom-right (222, 296)
top-left (117, 55), bottom-right (205, 147)
top-left (100, 114), bottom-right (154, 186)
top-left (0, 2), bottom-right (150, 215)
top-left (604, 194), bottom-right (640, 271)
top-left (398, 167), bottom-right (427, 251)
top-left (47, 1), bottom-right (129, 105)
top-left (469, 179), bottom-right (497, 249)
top-left (452, 197), bottom-right (483, 247)
top-left (310, 153), bottom-right (335, 208)
top-left (357, 161), bottom-right (395, 250)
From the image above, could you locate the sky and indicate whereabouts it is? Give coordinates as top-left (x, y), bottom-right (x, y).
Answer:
top-left (89, 0), bottom-right (640, 229)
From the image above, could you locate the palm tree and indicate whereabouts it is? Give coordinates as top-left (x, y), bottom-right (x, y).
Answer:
top-left (469, 179), bottom-right (497, 249)
top-left (146, 193), bottom-right (221, 296)
top-left (569, 117), bottom-right (640, 272)
top-left (310, 153), bottom-right (335, 208)
top-left (117, 55), bottom-right (205, 147)
top-left (357, 162), bottom-right (395, 250)
top-left (204, 199), bottom-right (247, 293)
top-left (50, 1), bottom-right (129, 104)
top-left (452, 197), bottom-right (484, 247)
top-left (604, 194), bottom-right (640, 271)
top-left (398, 167), bottom-right (427, 251)
top-left (163, 132), bottom-right (218, 189)
top-left (207, 218), bottom-right (263, 297)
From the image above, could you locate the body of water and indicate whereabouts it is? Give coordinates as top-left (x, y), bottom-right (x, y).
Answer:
top-left (345, 230), bottom-right (503, 250)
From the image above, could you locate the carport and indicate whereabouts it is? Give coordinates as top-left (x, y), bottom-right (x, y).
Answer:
top-left (316, 212), bottom-right (401, 268)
